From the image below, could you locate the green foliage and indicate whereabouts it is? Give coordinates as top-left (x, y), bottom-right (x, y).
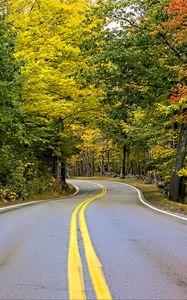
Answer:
top-left (0, 9), bottom-right (25, 192)
top-left (70, 0), bottom-right (186, 202)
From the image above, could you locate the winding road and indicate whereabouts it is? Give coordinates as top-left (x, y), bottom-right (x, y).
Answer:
top-left (0, 179), bottom-right (187, 299)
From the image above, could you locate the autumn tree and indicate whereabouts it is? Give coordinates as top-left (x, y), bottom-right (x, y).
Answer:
top-left (7, 0), bottom-right (103, 183)
top-left (84, 0), bottom-right (176, 175)
top-left (80, 0), bottom-right (186, 201)
top-left (164, 0), bottom-right (187, 202)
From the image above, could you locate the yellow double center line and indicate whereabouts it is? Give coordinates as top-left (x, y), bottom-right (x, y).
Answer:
top-left (68, 183), bottom-right (112, 300)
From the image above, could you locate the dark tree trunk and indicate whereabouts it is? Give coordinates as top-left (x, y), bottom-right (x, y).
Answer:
top-left (169, 124), bottom-right (187, 203)
top-left (179, 176), bottom-right (186, 201)
top-left (52, 156), bottom-right (56, 177)
top-left (112, 159), bottom-right (117, 174)
top-left (130, 162), bottom-right (133, 175)
top-left (121, 144), bottom-right (127, 178)
top-left (82, 152), bottom-right (86, 176)
top-left (98, 152), bottom-right (104, 175)
top-left (98, 153), bottom-right (101, 174)
top-left (91, 151), bottom-right (95, 176)
top-left (101, 150), bottom-right (105, 175)
top-left (61, 161), bottom-right (66, 183)
top-left (55, 119), bottom-right (65, 181)
top-left (80, 159), bottom-right (84, 176)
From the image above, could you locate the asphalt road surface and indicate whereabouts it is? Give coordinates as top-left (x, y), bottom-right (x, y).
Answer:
top-left (0, 179), bottom-right (187, 300)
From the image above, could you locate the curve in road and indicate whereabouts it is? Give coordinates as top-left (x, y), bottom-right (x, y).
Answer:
top-left (68, 183), bottom-right (112, 300)
top-left (0, 179), bottom-right (187, 300)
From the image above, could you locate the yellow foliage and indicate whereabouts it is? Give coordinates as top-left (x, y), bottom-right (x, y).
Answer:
top-left (178, 168), bottom-right (187, 177)
top-left (120, 121), bottom-right (130, 134)
top-left (150, 30), bottom-right (159, 37)
top-left (6, 0), bottom-right (103, 133)
top-left (152, 144), bottom-right (174, 159)
top-left (2, 0), bottom-right (105, 166)
top-left (134, 109), bottom-right (145, 123)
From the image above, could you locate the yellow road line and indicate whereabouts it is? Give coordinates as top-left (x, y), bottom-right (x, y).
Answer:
top-left (79, 184), bottom-right (112, 300)
top-left (68, 200), bottom-right (87, 300)
top-left (68, 183), bottom-right (112, 300)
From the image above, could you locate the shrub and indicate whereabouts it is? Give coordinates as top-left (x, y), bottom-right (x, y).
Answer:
top-left (0, 187), bottom-right (17, 202)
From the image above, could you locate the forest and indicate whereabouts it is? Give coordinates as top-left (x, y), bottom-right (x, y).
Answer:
top-left (0, 0), bottom-right (186, 203)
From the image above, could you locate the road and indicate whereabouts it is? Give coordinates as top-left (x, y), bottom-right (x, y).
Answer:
top-left (0, 179), bottom-right (187, 299)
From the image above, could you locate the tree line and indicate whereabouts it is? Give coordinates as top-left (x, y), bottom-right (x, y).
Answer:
top-left (0, 0), bottom-right (186, 203)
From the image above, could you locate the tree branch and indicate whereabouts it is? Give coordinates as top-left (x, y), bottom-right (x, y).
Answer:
top-left (158, 32), bottom-right (183, 61)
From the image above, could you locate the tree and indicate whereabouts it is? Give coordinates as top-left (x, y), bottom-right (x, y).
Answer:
top-left (0, 3), bottom-right (24, 190)
top-left (7, 0), bottom-right (103, 183)
top-left (84, 0), bottom-right (177, 176)
top-left (163, 0), bottom-right (187, 202)
top-left (80, 0), bottom-right (186, 201)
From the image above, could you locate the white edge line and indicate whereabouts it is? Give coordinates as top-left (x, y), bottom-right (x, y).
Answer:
top-left (117, 181), bottom-right (187, 222)
top-left (0, 200), bottom-right (45, 212)
top-left (67, 184), bottom-right (79, 197)
top-left (0, 183), bottom-right (79, 213)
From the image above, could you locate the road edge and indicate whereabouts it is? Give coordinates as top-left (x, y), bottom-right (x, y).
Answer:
top-left (117, 181), bottom-right (187, 221)
top-left (0, 184), bottom-right (79, 214)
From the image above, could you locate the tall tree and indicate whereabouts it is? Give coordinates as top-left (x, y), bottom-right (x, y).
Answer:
top-left (163, 0), bottom-right (187, 202)
top-left (83, 0), bottom-right (186, 200)
top-left (0, 2), bottom-right (24, 189)
top-left (7, 0), bottom-right (103, 182)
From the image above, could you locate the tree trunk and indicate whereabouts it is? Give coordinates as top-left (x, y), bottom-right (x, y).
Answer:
top-left (101, 150), bottom-right (105, 175)
top-left (55, 119), bottom-right (64, 181)
top-left (169, 124), bottom-right (187, 203)
top-left (52, 156), bottom-right (56, 177)
top-left (61, 161), bottom-right (66, 183)
top-left (98, 152), bottom-right (104, 175)
top-left (80, 159), bottom-right (84, 176)
top-left (112, 159), bottom-right (117, 174)
top-left (179, 176), bottom-right (186, 201)
top-left (82, 152), bottom-right (87, 176)
top-left (121, 144), bottom-right (126, 178)
top-left (98, 153), bottom-right (101, 175)
top-left (107, 150), bottom-right (110, 173)
top-left (91, 150), bottom-right (95, 176)
top-left (55, 156), bottom-right (61, 180)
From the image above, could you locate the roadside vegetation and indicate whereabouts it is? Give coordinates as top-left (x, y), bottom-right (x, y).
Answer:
top-left (0, 0), bottom-right (186, 204)
top-left (0, 182), bottom-right (76, 208)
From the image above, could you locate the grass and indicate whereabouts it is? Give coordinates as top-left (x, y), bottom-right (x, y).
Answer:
top-left (28, 183), bottom-right (76, 201)
top-left (75, 176), bottom-right (187, 215)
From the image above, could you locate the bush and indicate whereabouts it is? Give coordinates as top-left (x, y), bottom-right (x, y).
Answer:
top-left (0, 187), bottom-right (17, 202)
